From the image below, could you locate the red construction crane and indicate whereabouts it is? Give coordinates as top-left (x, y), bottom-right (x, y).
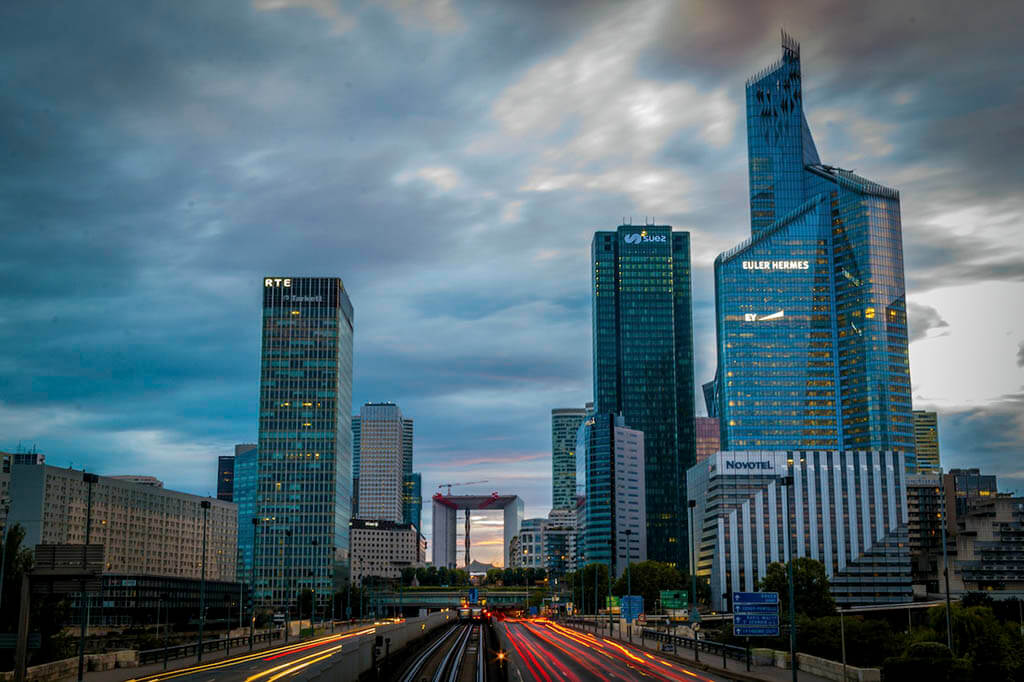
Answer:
top-left (437, 480), bottom-right (489, 496)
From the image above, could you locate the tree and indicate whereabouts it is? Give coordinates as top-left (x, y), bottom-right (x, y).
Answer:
top-left (883, 642), bottom-right (971, 681)
top-left (611, 561), bottom-right (683, 611)
top-left (566, 564), bottom-right (610, 615)
top-left (756, 558), bottom-right (836, 618)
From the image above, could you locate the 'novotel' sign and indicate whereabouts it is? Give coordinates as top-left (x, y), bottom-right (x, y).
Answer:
top-left (264, 278), bottom-right (292, 287)
top-left (725, 460), bottom-right (774, 471)
top-left (742, 260), bottom-right (809, 271)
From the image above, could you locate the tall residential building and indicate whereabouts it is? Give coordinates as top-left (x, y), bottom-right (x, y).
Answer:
top-left (513, 518), bottom-right (547, 569)
top-left (688, 451), bottom-right (911, 609)
top-left (551, 408), bottom-right (587, 511)
top-left (711, 34), bottom-right (915, 471)
top-left (255, 276), bottom-right (354, 609)
top-left (575, 413), bottom-right (647, 576)
top-left (913, 411), bottom-right (940, 473)
top-left (906, 474), bottom-right (945, 594)
top-left (591, 225), bottom-right (696, 569)
top-left (695, 417), bottom-right (720, 465)
top-left (544, 508), bottom-right (577, 576)
top-left (234, 445), bottom-right (259, 586)
top-left (7, 464), bottom-right (237, 581)
top-left (356, 402), bottom-right (404, 523)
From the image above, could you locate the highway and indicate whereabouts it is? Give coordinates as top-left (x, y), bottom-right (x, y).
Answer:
top-left (125, 626), bottom-right (377, 682)
top-left (398, 622), bottom-right (486, 682)
top-left (501, 619), bottom-right (729, 682)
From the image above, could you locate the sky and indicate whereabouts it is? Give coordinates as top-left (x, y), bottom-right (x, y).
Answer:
top-left (1, 0), bottom-right (1022, 566)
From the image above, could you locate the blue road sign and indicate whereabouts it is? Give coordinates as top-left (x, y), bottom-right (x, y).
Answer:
top-left (733, 591), bottom-right (779, 605)
top-left (733, 592), bottom-right (779, 637)
top-left (468, 588), bottom-right (479, 604)
top-left (734, 626), bottom-right (780, 637)
top-left (621, 595), bottom-right (643, 623)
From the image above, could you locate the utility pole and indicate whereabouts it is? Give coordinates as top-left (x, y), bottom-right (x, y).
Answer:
top-left (250, 517), bottom-right (259, 650)
top-left (624, 529), bottom-right (633, 639)
top-left (688, 499), bottom-right (699, 662)
top-left (198, 500), bottom-right (211, 663)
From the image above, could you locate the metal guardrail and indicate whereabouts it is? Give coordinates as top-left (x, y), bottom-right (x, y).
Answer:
top-left (137, 629), bottom-right (282, 665)
top-left (640, 629), bottom-right (750, 665)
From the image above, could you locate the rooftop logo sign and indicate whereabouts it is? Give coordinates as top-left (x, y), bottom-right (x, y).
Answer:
top-left (725, 460), bottom-right (774, 471)
top-left (265, 278), bottom-right (292, 287)
top-left (744, 310), bottom-right (785, 322)
top-left (624, 231), bottom-right (667, 244)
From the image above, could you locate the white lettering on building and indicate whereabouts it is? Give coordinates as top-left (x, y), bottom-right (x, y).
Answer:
top-left (741, 260), bottom-right (810, 271)
top-left (264, 278), bottom-right (293, 287)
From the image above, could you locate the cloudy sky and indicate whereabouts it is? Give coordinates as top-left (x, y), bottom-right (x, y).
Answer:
top-left (2, 0), bottom-right (1022, 565)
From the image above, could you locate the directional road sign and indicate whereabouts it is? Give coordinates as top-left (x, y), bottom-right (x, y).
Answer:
top-left (621, 595), bottom-right (643, 623)
top-left (733, 592), bottom-right (779, 637)
top-left (660, 590), bottom-right (688, 609)
top-left (468, 588), bottom-right (479, 604)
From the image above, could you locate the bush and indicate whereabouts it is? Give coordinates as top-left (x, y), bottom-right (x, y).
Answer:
top-left (883, 642), bottom-right (971, 681)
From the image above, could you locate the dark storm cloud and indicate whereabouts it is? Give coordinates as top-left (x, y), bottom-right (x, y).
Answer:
top-left (1018, 343), bottom-right (1024, 369)
top-left (1, 0), bottom-right (1022, 517)
top-left (907, 302), bottom-right (949, 343)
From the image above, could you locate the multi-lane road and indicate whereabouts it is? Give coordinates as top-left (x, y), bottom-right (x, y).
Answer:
top-left (501, 619), bottom-right (728, 682)
top-left (126, 626), bottom-right (378, 682)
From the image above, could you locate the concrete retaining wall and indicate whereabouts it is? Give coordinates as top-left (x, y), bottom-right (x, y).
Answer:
top-left (795, 652), bottom-right (880, 682)
top-left (0, 650), bottom-right (137, 682)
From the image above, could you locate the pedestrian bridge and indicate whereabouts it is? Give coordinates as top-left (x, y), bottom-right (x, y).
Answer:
top-left (377, 590), bottom-right (530, 608)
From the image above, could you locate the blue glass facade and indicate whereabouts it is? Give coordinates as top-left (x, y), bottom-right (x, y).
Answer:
top-left (403, 472), bottom-right (422, 532)
top-left (575, 414), bottom-right (613, 567)
top-left (714, 35), bottom-right (914, 469)
top-left (592, 226), bottom-right (696, 569)
top-left (255, 277), bottom-right (354, 608)
top-left (234, 446), bottom-right (258, 586)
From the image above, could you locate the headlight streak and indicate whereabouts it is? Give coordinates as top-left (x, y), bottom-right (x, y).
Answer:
top-left (244, 644), bottom-right (345, 682)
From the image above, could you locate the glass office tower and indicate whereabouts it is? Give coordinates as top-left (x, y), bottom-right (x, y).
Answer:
top-left (592, 225), bottom-right (696, 569)
top-left (713, 33), bottom-right (915, 469)
top-left (234, 446), bottom-right (258, 585)
top-left (255, 276), bottom-right (354, 609)
top-left (552, 408), bottom-right (587, 511)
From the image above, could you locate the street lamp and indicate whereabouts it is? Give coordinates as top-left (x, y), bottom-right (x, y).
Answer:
top-left (250, 517), bottom-right (260, 650)
top-left (77, 472), bottom-right (99, 682)
top-left (624, 529), bottom-right (633, 637)
top-left (780, 474), bottom-right (796, 682)
top-left (198, 499), bottom-right (211, 663)
top-left (310, 539), bottom-right (319, 633)
top-left (688, 499), bottom-right (699, 662)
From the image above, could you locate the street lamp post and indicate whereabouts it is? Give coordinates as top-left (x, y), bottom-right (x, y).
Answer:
top-left (283, 529), bottom-right (292, 642)
top-left (77, 472), bottom-right (99, 682)
top-left (939, 470), bottom-right (953, 653)
top-left (688, 499), bottom-right (699, 662)
top-left (161, 592), bottom-right (170, 670)
top-left (310, 539), bottom-right (319, 634)
top-left (198, 499), bottom-right (211, 663)
top-left (780, 474), bottom-right (797, 682)
top-left (250, 517), bottom-right (259, 650)
top-left (624, 529), bottom-right (633, 639)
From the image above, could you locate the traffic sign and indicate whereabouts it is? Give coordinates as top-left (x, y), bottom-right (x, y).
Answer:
top-left (621, 595), bottom-right (643, 623)
top-left (733, 592), bottom-right (779, 637)
top-left (468, 588), bottom-right (479, 604)
top-left (660, 590), bottom-right (688, 609)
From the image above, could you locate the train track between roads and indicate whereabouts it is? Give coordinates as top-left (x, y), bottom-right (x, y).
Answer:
top-left (400, 622), bottom-right (486, 682)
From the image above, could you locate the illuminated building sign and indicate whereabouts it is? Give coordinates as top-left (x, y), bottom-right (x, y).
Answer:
top-left (725, 460), bottom-right (774, 471)
top-left (743, 310), bottom-right (785, 322)
top-left (264, 278), bottom-right (292, 287)
top-left (624, 231), bottom-right (668, 244)
top-left (741, 260), bottom-right (809, 271)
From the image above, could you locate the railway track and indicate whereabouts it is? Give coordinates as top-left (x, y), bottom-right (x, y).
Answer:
top-left (400, 622), bottom-right (486, 682)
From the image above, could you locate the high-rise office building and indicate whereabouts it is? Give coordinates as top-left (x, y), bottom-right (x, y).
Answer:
top-left (551, 408), bottom-right (587, 511)
top-left (695, 417), bottom-right (720, 465)
top-left (403, 472), bottom-right (422, 532)
top-left (402, 417), bottom-right (414, 475)
top-left (356, 402), bottom-right (404, 523)
top-left (217, 456), bottom-right (235, 502)
top-left (255, 276), bottom-right (354, 609)
top-left (712, 33), bottom-right (915, 470)
top-left (352, 416), bottom-right (361, 515)
top-left (592, 225), bottom-right (695, 568)
top-left (575, 413), bottom-right (647, 576)
top-left (234, 445), bottom-right (259, 586)
top-left (913, 411), bottom-right (940, 473)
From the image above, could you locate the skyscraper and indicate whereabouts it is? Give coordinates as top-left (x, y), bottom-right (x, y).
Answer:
top-left (402, 472), bottom-right (422, 532)
top-left (255, 276), bottom-right (354, 609)
top-left (913, 410), bottom-right (940, 473)
top-left (352, 415), bottom-right (361, 515)
top-left (356, 402), bottom-right (404, 523)
top-left (551, 408), bottom-right (587, 511)
top-left (234, 445), bottom-right (258, 585)
top-left (712, 33), bottom-right (914, 469)
top-left (402, 417), bottom-right (414, 475)
top-left (694, 417), bottom-right (720, 465)
top-left (591, 225), bottom-right (696, 568)
top-left (217, 456), bottom-right (234, 501)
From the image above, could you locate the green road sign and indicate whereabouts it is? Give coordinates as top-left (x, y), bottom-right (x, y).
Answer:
top-left (660, 590), bottom-right (688, 609)
top-left (605, 596), bottom-right (621, 608)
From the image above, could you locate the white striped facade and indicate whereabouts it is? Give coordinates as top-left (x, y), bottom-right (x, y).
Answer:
top-left (687, 450), bottom-right (911, 609)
